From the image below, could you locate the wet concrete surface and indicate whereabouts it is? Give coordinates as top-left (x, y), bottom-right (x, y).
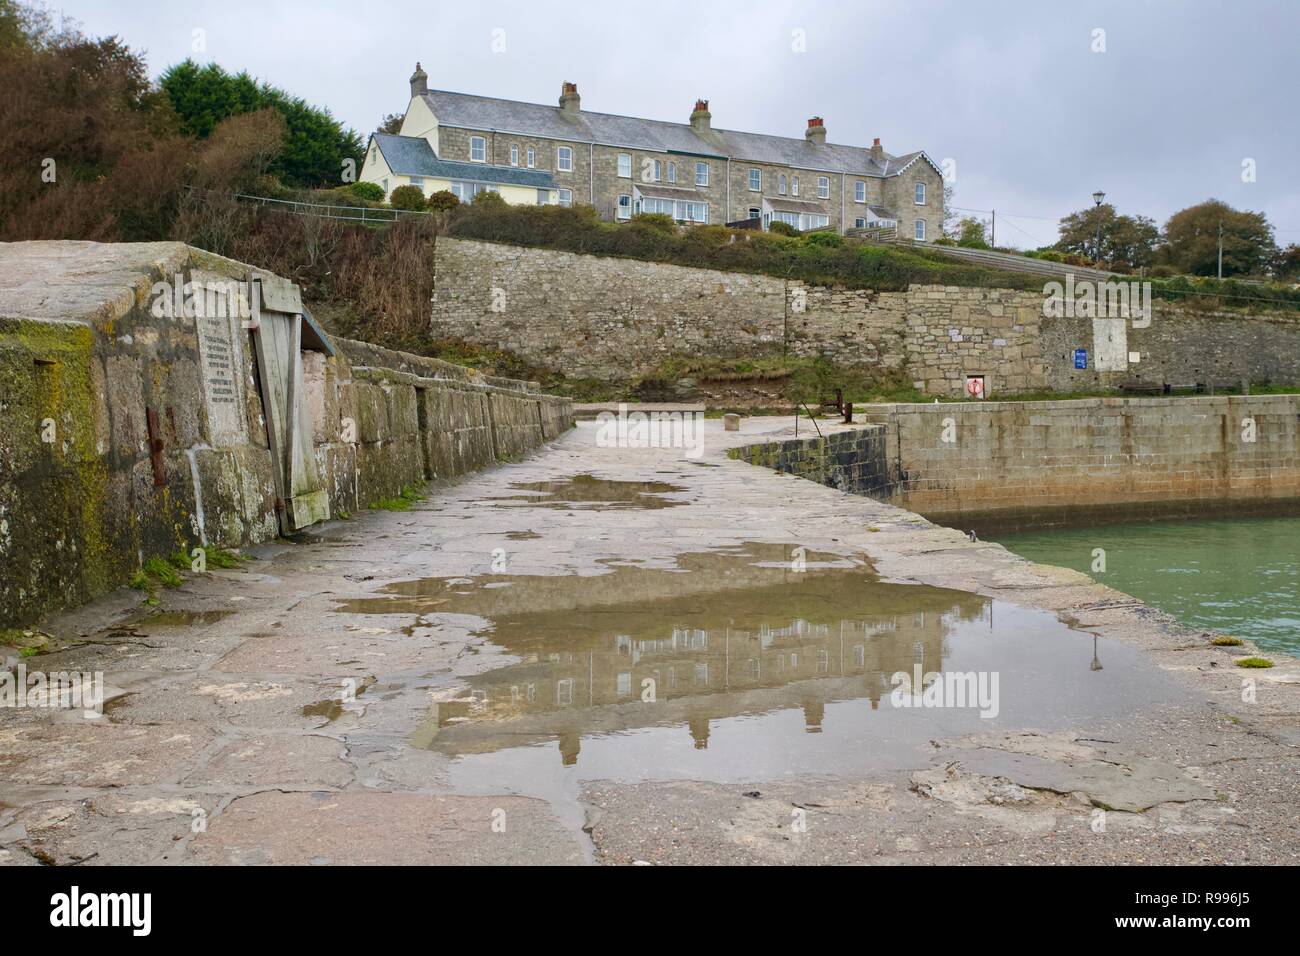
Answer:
top-left (2, 418), bottom-right (1298, 865)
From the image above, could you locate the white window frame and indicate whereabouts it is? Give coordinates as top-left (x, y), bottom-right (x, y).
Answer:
top-left (526, 146), bottom-right (536, 168)
top-left (748, 168), bottom-right (761, 191)
top-left (854, 217), bottom-right (866, 228)
top-left (855, 180), bottom-right (866, 203)
top-left (695, 161), bottom-right (709, 186)
top-left (617, 194), bottom-right (632, 220)
top-left (748, 207), bottom-right (760, 220)
top-left (617, 152), bottom-right (632, 178)
top-left (791, 176), bottom-right (799, 196)
top-left (510, 144), bottom-right (519, 166)
top-left (469, 136), bottom-right (486, 163)
top-left (536, 188), bottom-right (549, 205)
top-left (557, 145), bottom-right (573, 172)
top-left (915, 182), bottom-right (926, 204)
top-left (667, 161), bottom-right (676, 183)
top-left (817, 176), bottom-right (830, 199)
top-left (408, 176), bottom-right (424, 189)
top-left (558, 187), bottom-right (572, 206)
top-left (778, 174), bottom-right (787, 195)
top-left (914, 218), bottom-right (926, 240)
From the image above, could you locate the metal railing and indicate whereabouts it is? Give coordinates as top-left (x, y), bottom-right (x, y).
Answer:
top-left (847, 228), bottom-right (1114, 282)
top-left (228, 192), bottom-right (433, 224)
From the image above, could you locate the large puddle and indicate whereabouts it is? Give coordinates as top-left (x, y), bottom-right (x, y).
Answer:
top-left (488, 474), bottom-right (688, 510)
top-left (336, 543), bottom-right (1185, 813)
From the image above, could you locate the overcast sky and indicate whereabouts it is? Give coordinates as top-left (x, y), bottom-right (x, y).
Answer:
top-left (50, 0), bottom-right (1300, 248)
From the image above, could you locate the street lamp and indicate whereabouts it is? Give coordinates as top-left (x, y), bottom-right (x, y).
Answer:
top-left (1091, 191), bottom-right (1106, 264)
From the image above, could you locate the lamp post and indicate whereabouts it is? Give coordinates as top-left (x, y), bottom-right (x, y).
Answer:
top-left (1091, 190), bottom-right (1106, 264)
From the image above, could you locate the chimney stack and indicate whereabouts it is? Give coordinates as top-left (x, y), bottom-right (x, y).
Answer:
top-left (559, 81), bottom-right (581, 113)
top-left (690, 98), bottom-right (711, 133)
top-left (409, 62), bottom-right (428, 98)
top-left (870, 137), bottom-right (884, 162)
top-left (805, 116), bottom-right (826, 145)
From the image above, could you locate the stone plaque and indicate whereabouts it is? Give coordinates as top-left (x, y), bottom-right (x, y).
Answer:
top-left (193, 269), bottom-right (249, 446)
top-left (1092, 317), bottom-right (1129, 372)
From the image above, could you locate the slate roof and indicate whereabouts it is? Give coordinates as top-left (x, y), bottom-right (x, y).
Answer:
top-left (371, 132), bottom-right (557, 188)
top-left (418, 89), bottom-right (938, 179)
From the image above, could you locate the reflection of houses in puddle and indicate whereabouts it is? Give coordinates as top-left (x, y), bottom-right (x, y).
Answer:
top-left (412, 592), bottom-right (987, 765)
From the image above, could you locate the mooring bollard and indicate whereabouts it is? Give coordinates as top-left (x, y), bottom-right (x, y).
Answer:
top-left (723, 413), bottom-right (741, 432)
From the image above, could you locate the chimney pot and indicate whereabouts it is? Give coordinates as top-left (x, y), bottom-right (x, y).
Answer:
top-left (690, 99), bottom-right (712, 133)
top-left (870, 137), bottom-right (884, 161)
top-left (805, 116), bottom-right (826, 145)
top-left (409, 62), bottom-right (428, 98)
top-left (559, 81), bottom-right (581, 113)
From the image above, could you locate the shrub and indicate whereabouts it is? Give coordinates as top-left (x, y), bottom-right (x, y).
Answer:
top-left (768, 221), bottom-right (800, 237)
top-left (630, 212), bottom-right (676, 234)
top-left (388, 185), bottom-right (426, 211)
top-left (350, 181), bottom-right (384, 201)
top-left (428, 189), bottom-right (459, 213)
top-left (471, 189), bottom-right (507, 207)
top-left (806, 230), bottom-right (844, 248)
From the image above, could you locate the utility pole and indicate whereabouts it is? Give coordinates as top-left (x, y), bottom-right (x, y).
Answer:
top-left (1217, 221), bottom-right (1223, 279)
top-left (990, 209), bottom-right (995, 247)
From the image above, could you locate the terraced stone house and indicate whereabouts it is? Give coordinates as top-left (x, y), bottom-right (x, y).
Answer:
top-left (360, 64), bottom-right (944, 239)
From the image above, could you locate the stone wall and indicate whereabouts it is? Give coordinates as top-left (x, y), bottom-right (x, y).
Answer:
top-left (432, 238), bottom-right (787, 379)
top-left (431, 239), bottom-right (1300, 397)
top-left (0, 240), bottom-right (573, 627)
top-left (858, 395), bottom-right (1300, 531)
top-left (728, 426), bottom-right (892, 499)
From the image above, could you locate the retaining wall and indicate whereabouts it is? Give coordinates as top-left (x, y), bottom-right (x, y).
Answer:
top-left (859, 395), bottom-right (1300, 531)
top-left (728, 426), bottom-right (893, 499)
top-left (430, 237), bottom-right (1300, 396)
top-left (0, 240), bottom-right (573, 626)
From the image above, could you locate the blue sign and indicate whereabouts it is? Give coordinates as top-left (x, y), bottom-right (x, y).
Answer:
top-left (1073, 348), bottom-right (1088, 370)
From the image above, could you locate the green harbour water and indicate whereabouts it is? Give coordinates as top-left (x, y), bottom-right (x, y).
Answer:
top-left (994, 516), bottom-right (1300, 656)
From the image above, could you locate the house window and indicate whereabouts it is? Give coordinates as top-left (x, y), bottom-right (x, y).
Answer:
top-left (652, 159), bottom-right (662, 182)
top-left (854, 217), bottom-right (866, 228)
top-left (526, 146), bottom-right (535, 168)
top-left (450, 181), bottom-right (498, 200)
top-left (408, 176), bottom-right (424, 189)
top-left (915, 182), bottom-right (926, 204)
top-left (779, 174), bottom-right (787, 195)
top-left (914, 218), bottom-right (926, 240)
top-left (667, 161), bottom-right (676, 183)
top-left (558, 188), bottom-right (572, 206)
top-left (617, 194), bottom-right (632, 219)
top-left (791, 176), bottom-right (799, 196)
top-left (748, 207), bottom-right (760, 219)
top-left (381, 178), bottom-right (388, 195)
top-left (537, 188), bottom-right (549, 204)
top-left (469, 136), bottom-right (486, 162)
top-left (817, 176), bottom-right (830, 199)
top-left (748, 168), bottom-right (761, 191)
top-left (617, 153), bottom-right (632, 178)
top-left (640, 197), bottom-right (707, 223)
top-left (556, 679), bottom-right (574, 706)
top-left (510, 145), bottom-right (519, 166)
top-left (695, 161), bottom-right (709, 186)
top-left (806, 213), bottom-right (829, 230)
top-left (557, 146), bottom-right (573, 172)
top-left (855, 180), bottom-right (866, 203)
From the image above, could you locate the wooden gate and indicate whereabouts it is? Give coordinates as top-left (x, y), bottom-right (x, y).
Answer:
top-left (248, 275), bottom-right (331, 535)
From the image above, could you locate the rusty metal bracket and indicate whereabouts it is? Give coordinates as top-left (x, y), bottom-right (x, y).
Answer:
top-left (145, 406), bottom-right (166, 488)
